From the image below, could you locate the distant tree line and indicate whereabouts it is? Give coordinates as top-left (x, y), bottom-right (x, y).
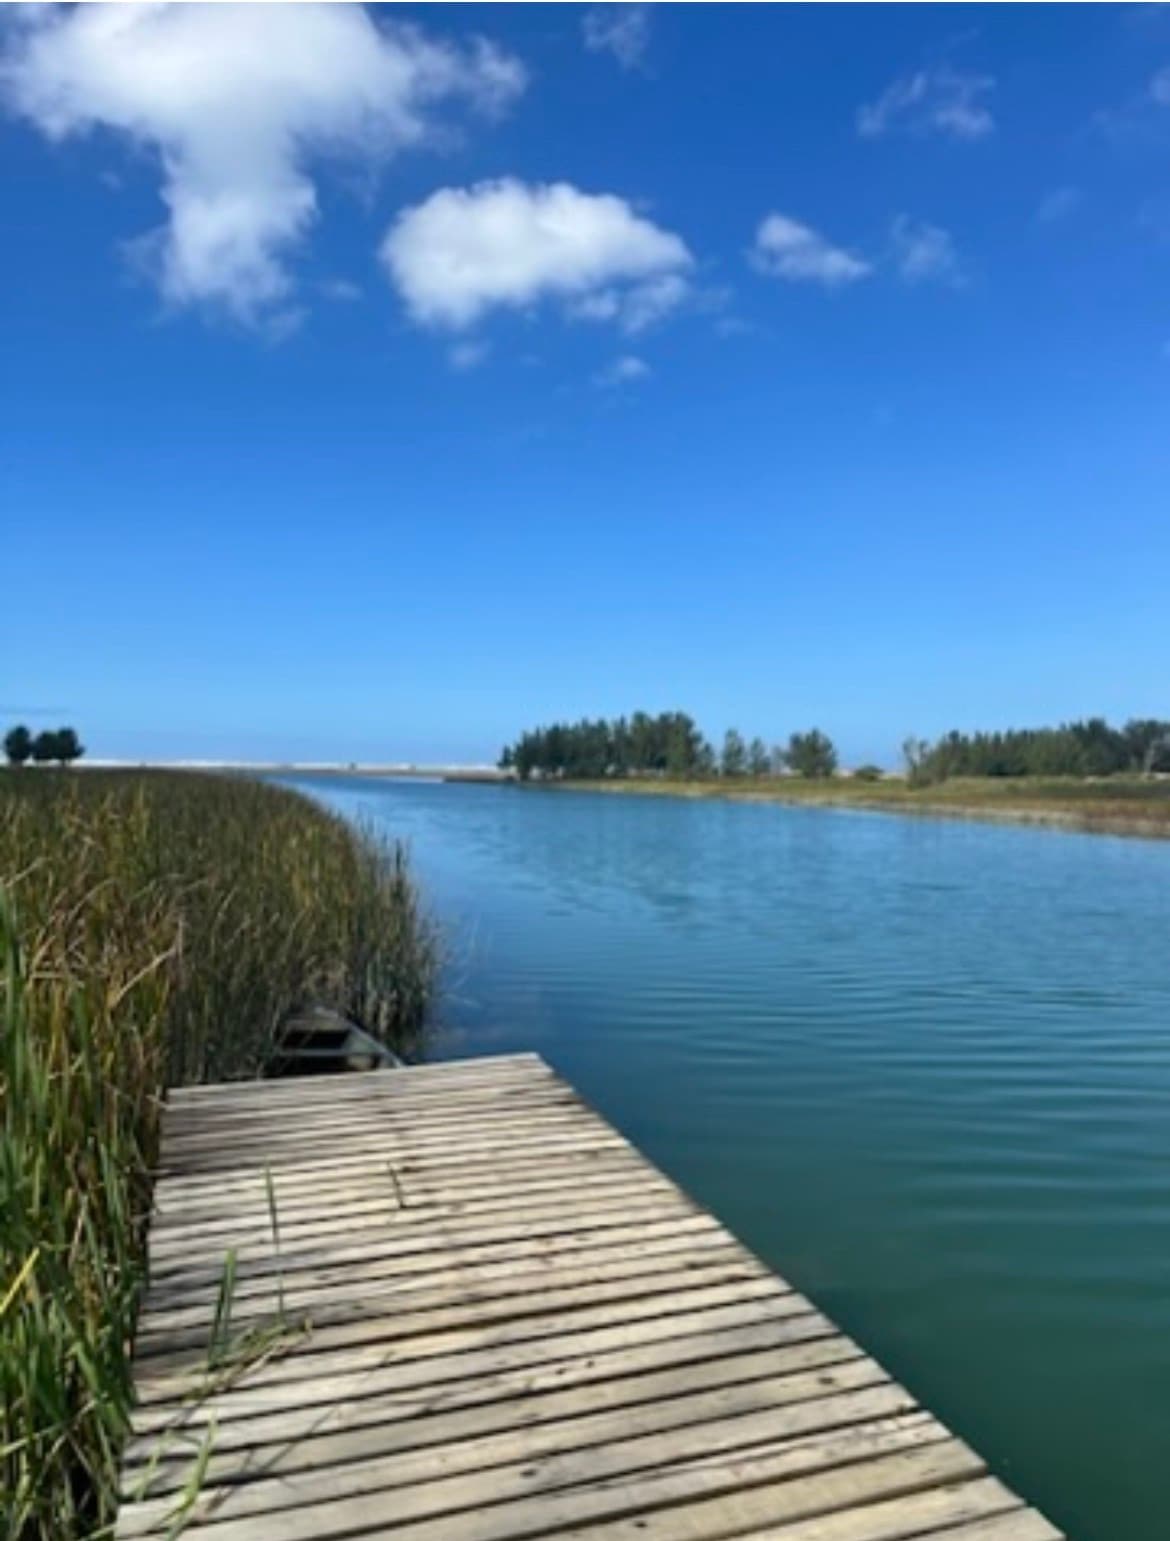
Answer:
top-left (4, 724), bottom-right (85, 767)
top-left (902, 718), bottom-right (1170, 784)
top-left (499, 713), bottom-right (839, 781)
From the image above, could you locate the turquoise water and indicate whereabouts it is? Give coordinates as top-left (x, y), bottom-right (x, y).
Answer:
top-left (286, 776), bottom-right (1170, 1541)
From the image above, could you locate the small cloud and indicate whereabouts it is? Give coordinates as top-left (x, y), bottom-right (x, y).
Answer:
top-left (1094, 67), bottom-right (1170, 145)
top-left (1138, 192), bottom-right (1170, 244)
top-left (259, 306), bottom-right (307, 345)
top-left (568, 290), bottom-right (622, 323)
top-left (594, 354), bottom-right (650, 387)
top-left (319, 278), bottom-right (362, 302)
top-left (714, 314), bottom-right (755, 339)
top-left (582, 5), bottom-right (651, 70)
top-left (889, 216), bottom-right (964, 286)
top-left (569, 271), bottom-right (716, 334)
top-left (858, 66), bottom-right (995, 141)
top-left (620, 272), bottom-right (691, 333)
top-left (1035, 186), bottom-right (1082, 225)
top-left (448, 339), bottom-right (490, 371)
top-left (749, 213), bottom-right (870, 287)
top-left (381, 178), bottom-right (692, 332)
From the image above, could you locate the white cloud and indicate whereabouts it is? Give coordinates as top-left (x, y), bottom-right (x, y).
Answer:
top-left (858, 67), bottom-right (995, 141)
top-left (889, 216), bottom-right (964, 286)
top-left (1035, 186), bottom-right (1082, 225)
top-left (1094, 67), bottom-right (1170, 145)
top-left (595, 354), bottom-right (650, 387)
top-left (568, 289), bottom-right (623, 323)
top-left (570, 272), bottom-right (693, 333)
top-left (448, 339), bottom-right (490, 372)
top-left (619, 272), bottom-right (692, 332)
top-left (749, 214), bottom-right (870, 286)
top-left (582, 6), bottom-right (651, 70)
top-left (381, 178), bottom-right (692, 329)
top-left (0, 4), bottom-right (524, 324)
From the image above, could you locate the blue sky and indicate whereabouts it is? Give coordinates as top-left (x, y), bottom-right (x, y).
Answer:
top-left (2, 3), bottom-right (1168, 765)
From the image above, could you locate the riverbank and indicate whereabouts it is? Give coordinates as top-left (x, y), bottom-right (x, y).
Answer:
top-left (0, 769), bottom-right (437, 1539)
top-left (532, 773), bottom-right (1170, 839)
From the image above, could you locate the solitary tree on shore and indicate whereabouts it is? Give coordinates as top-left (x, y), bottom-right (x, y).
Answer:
top-left (747, 737), bottom-right (771, 777)
top-left (4, 724), bottom-right (33, 765)
top-left (786, 729), bottom-right (838, 779)
top-left (720, 728), bottom-right (747, 778)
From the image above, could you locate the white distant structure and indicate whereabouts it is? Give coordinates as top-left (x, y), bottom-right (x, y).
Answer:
top-left (80, 759), bottom-right (506, 778)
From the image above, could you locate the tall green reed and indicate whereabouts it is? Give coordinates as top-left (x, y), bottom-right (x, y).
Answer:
top-left (0, 770), bottom-right (438, 1538)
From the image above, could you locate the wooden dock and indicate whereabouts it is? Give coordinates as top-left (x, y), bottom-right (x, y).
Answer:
top-left (117, 1053), bottom-right (1062, 1541)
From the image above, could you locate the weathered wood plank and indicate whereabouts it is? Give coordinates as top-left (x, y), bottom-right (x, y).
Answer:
top-left (135, 1216), bottom-right (728, 1339)
top-left (130, 1298), bottom-right (833, 1435)
top-left (121, 1425), bottom-right (975, 1541)
top-left (117, 1384), bottom-right (924, 1535)
top-left (122, 1334), bottom-right (870, 1495)
top-left (144, 1186), bottom-right (699, 1296)
top-left (145, 1162), bottom-right (668, 1257)
top-left (126, 1348), bottom-right (884, 1500)
top-left (132, 1229), bottom-right (752, 1354)
top-left (118, 1055), bottom-right (1063, 1541)
top-left (148, 1146), bottom-right (648, 1227)
top-left (134, 1273), bottom-right (788, 1403)
top-left (553, 1474), bottom-right (1029, 1541)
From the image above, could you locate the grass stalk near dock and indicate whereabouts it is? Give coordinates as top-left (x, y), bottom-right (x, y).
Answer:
top-left (0, 769), bottom-right (437, 1540)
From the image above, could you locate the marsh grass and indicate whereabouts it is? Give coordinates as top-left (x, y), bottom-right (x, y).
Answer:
top-left (548, 772), bottom-right (1170, 836)
top-left (0, 769), bottom-right (438, 1539)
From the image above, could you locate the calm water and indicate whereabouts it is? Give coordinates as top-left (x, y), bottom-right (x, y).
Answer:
top-left (287, 776), bottom-right (1170, 1541)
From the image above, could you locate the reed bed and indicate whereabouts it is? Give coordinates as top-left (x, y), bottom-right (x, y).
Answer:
top-left (0, 769), bottom-right (439, 1539)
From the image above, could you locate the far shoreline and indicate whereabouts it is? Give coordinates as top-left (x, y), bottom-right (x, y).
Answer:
top-left (518, 774), bottom-right (1170, 842)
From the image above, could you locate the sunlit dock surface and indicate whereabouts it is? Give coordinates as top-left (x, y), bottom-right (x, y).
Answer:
top-left (117, 1054), bottom-right (1062, 1541)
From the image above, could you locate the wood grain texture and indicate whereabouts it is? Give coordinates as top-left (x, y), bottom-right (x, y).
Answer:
top-left (117, 1054), bottom-right (1063, 1540)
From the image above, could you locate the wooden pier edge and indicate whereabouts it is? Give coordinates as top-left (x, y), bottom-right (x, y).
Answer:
top-left (116, 1053), bottom-right (1065, 1541)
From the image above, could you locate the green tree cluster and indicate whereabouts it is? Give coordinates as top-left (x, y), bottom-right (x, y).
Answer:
top-left (4, 724), bottom-right (85, 766)
top-left (502, 712), bottom-right (714, 780)
top-left (904, 718), bottom-right (1170, 785)
top-left (500, 713), bottom-right (842, 782)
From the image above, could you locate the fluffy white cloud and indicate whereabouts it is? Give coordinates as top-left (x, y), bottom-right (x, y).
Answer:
top-left (381, 178), bottom-right (692, 329)
top-left (889, 216), bottom-right (964, 285)
top-left (858, 67), bottom-right (995, 141)
top-left (595, 354), bottom-right (650, 387)
top-left (749, 214), bottom-right (870, 286)
top-left (582, 6), bottom-right (651, 70)
top-left (0, 4), bottom-right (524, 323)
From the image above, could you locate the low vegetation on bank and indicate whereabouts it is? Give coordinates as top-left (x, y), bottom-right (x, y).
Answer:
top-left (550, 772), bottom-right (1170, 837)
top-left (0, 769), bottom-right (437, 1539)
top-left (499, 711), bottom-right (1170, 836)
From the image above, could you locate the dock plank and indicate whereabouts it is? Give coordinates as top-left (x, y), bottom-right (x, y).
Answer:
top-left (117, 1054), bottom-right (1063, 1540)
